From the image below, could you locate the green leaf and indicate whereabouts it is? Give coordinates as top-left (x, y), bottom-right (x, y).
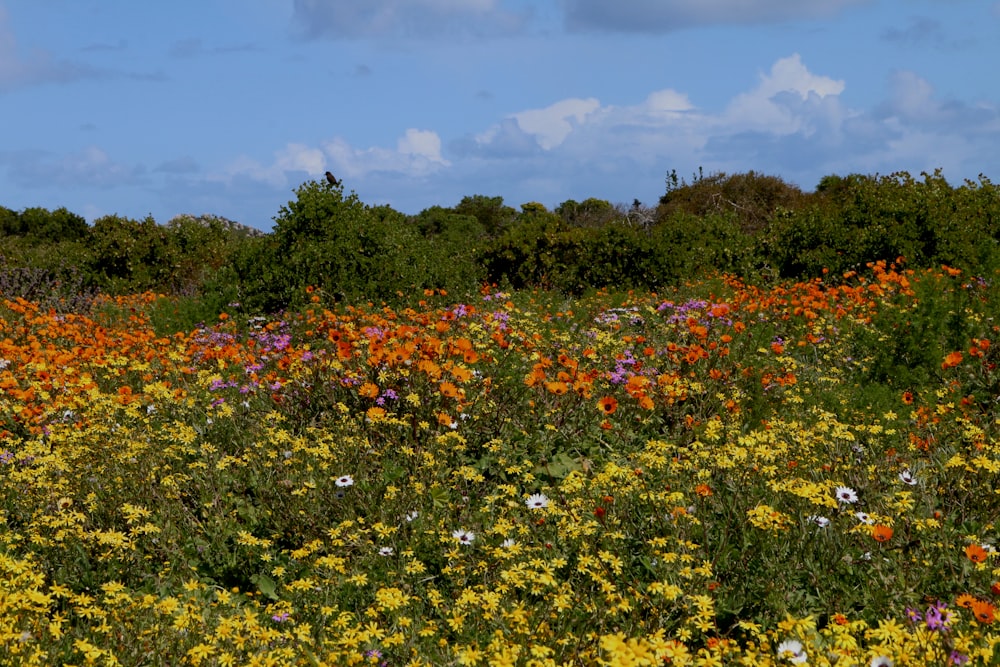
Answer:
top-left (429, 486), bottom-right (449, 510)
top-left (251, 573), bottom-right (278, 600)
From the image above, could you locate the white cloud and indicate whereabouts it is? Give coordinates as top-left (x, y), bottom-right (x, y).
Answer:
top-left (275, 143), bottom-right (327, 174)
top-left (190, 52), bottom-right (999, 218)
top-left (212, 143), bottom-right (326, 189)
top-left (464, 54), bottom-right (847, 164)
top-left (723, 54), bottom-right (846, 134)
top-left (511, 98), bottom-right (601, 149)
top-left (398, 128), bottom-right (448, 164)
top-left (322, 129), bottom-right (449, 178)
top-left (644, 89), bottom-right (695, 114)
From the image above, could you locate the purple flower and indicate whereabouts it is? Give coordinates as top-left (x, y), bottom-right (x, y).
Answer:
top-left (951, 651), bottom-right (969, 665)
top-left (923, 601), bottom-right (952, 632)
top-left (905, 607), bottom-right (922, 623)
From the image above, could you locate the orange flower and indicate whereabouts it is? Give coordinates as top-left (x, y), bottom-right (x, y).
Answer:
top-left (957, 593), bottom-right (977, 609)
top-left (695, 484), bottom-right (713, 497)
top-left (596, 396), bottom-right (618, 415)
top-left (972, 599), bottom-right (996, 624)
top-left (966, 544), bottom-right (989, 563)
top-left (942, 351), bottom-right (964, 369)
top-left (872, 525), bottom-right (893, 543)
top-left (901, 391), bottom-right (914, 405)
top-left (544, 381), bottom-right (569, 395)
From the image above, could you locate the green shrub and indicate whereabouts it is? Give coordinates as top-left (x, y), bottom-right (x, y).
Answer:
top-left (236, 179), bottom-right (483, 311)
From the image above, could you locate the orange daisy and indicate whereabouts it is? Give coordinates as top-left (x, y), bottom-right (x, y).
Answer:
top-left (596, 396), bottom-right (618, 415)
top-left (544, 381), bottom-right (569, 395)
top-left (956, 593), bottom-right (977, 609)
top-left (972, 599), bottom-right (996, 624)
top-left (966, 544), bottom-right (989, 564)
top-left (872, 525), bottom-right (893, 543)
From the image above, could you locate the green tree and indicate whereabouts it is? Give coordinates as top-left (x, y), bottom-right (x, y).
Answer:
top-left (555, 198), bottom-right (621, 228)
top-left (410, 206), bottom-right (485, 242)
top-left (88, 214), bottom-right (176, 292)
top-left (453, 195), bottom-right (516, 238)
top-left (14, 206), bottom-right (88, 242)
top-left (657, 170), bottom-right (806, 234)
top-left (0, 206), bottom-right (22, 236)
top-left (237, 179), bottom-right (483, 311)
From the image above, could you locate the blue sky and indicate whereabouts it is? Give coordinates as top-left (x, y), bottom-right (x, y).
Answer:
top-left (2, 1), bottom-right (999, 231)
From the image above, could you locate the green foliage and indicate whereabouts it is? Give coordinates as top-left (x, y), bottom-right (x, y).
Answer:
top-left (452, 194), bottom-right (517, 237)
top-left (237, 179), bottom-right (483, 311)
top-left (480, 205), bottom-right (759, 294)
top-left (658, 169), bottom-right (806, 234)
top-left (555, 198), bottom-right (621, 228)
top-left (767, 170), bottom-right (1000, 279)
top-left (162, 214), bottom-right (254, 305)
top-left (6, 206), bottom-right (89, 242)
top-left (478, 208), bottom-right (582, 291)
top-left (0, 205), bottom-right (20, 235)
top-left (409, 206), bottom-right (485, 242)
top-left (87, 214), bottom-right (177, 293)
top-left (848, 266), bottom-right (995, 389)
top-left (651, 211), bottom-right (760, 280)
top-left (6, 167), bottom-right (1000, 314)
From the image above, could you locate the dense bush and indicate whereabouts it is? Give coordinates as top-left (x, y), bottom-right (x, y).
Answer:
top-left (5, 168), bottom-right (1000, 314)
top-left (766, 170), bottom-right (1000, 278)
top-left (234, 179), bottom-right (485, 312)
top-left (658, 169), bottom-right (807, 234)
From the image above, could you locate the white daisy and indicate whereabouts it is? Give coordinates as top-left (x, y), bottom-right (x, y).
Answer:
top-left (335, 475), bottom-right (354, 487)
top-left (855, 511), bottom-right (874, 525)
top-left (776, 638), bottom-right (807, 664)
top-left (807, 515), bottom-right (830, 528)
top-left (835, 485), bottom-right (858, 504)
top-left (870, 656), bottom-right (894, 667)
top-left (525, 493), bottom-right (550, 510)
top-left (378, 546), bottom-right (394, 556)
top-left (898, 470), bottom-right (917, 485)
top-left (501, 538), bottom-right (517, 548)
top-left (452, 529), bottom-right (475, 545)
top-left (405, 510), bottom-right (419, 522)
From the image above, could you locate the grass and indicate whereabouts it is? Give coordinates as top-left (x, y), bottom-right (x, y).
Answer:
top-left (2, 263), bottom-right (1000, 665)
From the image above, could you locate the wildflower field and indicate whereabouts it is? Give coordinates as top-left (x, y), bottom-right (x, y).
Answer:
top-left (4, 262), bottom-right (1000, 666)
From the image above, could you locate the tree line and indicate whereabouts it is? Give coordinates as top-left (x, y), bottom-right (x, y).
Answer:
top-left (3, 168), bottom-right (1000, 318)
